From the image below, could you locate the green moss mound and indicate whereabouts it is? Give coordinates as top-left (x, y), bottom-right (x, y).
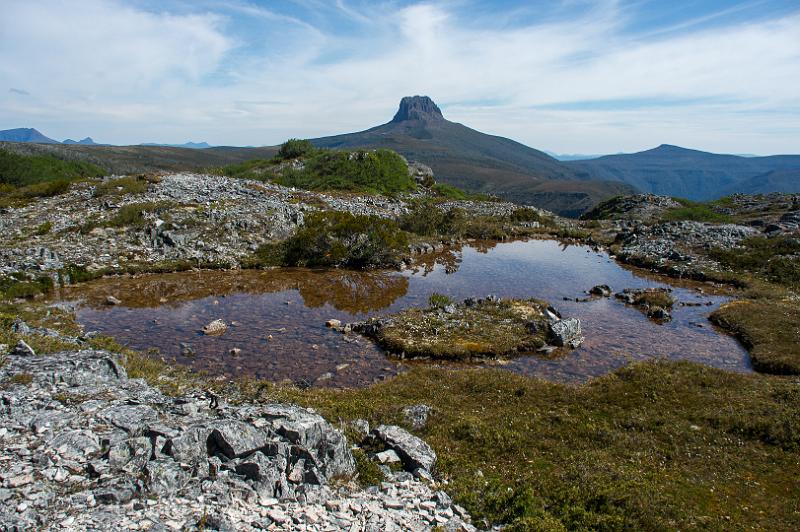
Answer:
top-left (355, 297), bottom-right (552, 360)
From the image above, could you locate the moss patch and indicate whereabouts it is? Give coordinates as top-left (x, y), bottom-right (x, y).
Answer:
top-left (710, 299), bottom-right (800, 374)
top-left (354, 298), bottom-right (552, 360)
top-left (269, 361), bottom-right (800, 530)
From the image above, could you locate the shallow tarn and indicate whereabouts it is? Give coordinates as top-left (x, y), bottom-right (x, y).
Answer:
top-left (57, 239), bottom-right (750, 387)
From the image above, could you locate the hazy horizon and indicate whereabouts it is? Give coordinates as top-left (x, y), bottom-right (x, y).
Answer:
top-left (2, 0), bottom-right (799, 155)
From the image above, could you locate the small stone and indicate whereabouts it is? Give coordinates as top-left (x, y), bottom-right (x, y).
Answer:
top-left (267, 509), bottom-right (288, 524)
top-left (376, 450), bottom-right (401, 464)
top-left (326, 319), bottom-right (342, 328)
top-left (589, 284), bottom-right (611, 297)
top-left (229, 348), bottom-right (241, 356)
top-left (202, 319), bottom-right (227, 336)
top-left (6, 473), bottom-right (33, 488)
top-left (105, 295), bottom-right (122, 305)
top-left (11, 340), bottom-right (35, 356)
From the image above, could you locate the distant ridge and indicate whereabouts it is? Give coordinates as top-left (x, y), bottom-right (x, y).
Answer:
top-left (567, 144), bottom-right (800, 199)
top-left (63, 137), bottom-right (99, 145)
top-left (0, 128), bottom-right (211, 150)
top-left (140, 141), bottom-right (212, 149)
top-left (0, 128), bottom-right (59, 144)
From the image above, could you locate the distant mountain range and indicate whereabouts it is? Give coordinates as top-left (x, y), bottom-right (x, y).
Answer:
top-left (566, 144), bottom-right (800, 200)
top-left (139, 141), bottom-right (211, 149)
top-left (63, 137), bottom-right (100, 145)
top-left (0, 128), bottom-right (211, 150)
top-left (3, 100), bottom-right (799, 213)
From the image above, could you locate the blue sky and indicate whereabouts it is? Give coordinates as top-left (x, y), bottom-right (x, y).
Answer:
top-left (1, 0), bottom-right (798, 154)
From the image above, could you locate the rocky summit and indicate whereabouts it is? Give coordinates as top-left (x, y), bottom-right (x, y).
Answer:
top-left (391, 96), bottom-right (445, 123)
top-left (0, 327), bottom-right (476, 530)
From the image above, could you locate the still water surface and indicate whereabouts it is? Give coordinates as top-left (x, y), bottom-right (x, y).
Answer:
top-left (61, 239), bottom-right (751, 387)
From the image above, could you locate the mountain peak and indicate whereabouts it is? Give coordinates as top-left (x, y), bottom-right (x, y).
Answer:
top-left (391, 96), bottom-right (444, 123)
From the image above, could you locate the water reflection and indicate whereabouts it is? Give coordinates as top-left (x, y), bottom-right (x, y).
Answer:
top-left (60, 239), bottom-right (751, 388)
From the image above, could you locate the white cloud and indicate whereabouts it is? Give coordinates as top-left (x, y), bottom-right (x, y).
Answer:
top-left (0, 0), bottom-right (798, 153)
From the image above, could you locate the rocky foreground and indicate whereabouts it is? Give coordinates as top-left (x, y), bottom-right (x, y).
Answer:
top-left (0, 328), bottom-right (476, 531)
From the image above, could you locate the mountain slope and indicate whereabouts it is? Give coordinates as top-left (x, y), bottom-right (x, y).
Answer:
top-left (0, 128), bottom-right (60, 144)
top-left (311, 96), bottom-right (633, 215)
top-left (0, 141), bottom-right (277, 176)
top-left (567, 144), bottom-right (800, 200)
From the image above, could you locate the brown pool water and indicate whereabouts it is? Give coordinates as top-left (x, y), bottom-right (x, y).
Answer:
top-left (59, 239), bottom-right (751, 387)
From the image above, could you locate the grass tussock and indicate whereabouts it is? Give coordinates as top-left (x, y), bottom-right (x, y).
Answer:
top-left (711, 299), bottom-right (800, 374)
top-left (632, 289), bottom-right (675, 309)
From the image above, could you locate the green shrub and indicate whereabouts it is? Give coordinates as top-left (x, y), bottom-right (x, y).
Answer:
top-left (0, 148), bottom-right (105, 188)
top-left (34, 221), bottom-right (53, 235)
top-left (276, 139), bottom-right (315, 160)
top-left (509, 207), bottom-right (544, 223)
top-left (106, 201), bottom-right (174, 229)
top-left (0, 274), bottom-right (54, 300)
top-left (275, 149), bottom-right (415, 195)
top-left (662, 203), bottom-right (733, 223)
top-left (256, 211), bottom-right (409, 269)
top-left (432, 183), bottom-right (467, 200)
top-left (13, 179), bottom-right (71, 198)
top-left (352, 448), bottom-right (385, 487)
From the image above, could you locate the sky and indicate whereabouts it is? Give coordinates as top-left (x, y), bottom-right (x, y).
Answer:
top-left (1, 0), bottom-right (799, 154)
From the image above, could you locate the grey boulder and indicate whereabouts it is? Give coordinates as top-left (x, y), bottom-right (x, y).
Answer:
top-left (548, 318), bottom-right (584, 348)
top-left (372, 425), bottom-right (436, 472)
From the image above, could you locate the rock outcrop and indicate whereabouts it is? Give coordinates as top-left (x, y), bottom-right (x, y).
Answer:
top-left (0, 345), bottom-right (475, 530)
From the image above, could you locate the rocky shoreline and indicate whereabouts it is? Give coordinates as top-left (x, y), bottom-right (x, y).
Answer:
top-left (0, 325), bottom-right (477, 531)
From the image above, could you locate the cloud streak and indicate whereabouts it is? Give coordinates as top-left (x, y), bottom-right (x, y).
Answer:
top-left (0, 0), bottom-right (797, 154)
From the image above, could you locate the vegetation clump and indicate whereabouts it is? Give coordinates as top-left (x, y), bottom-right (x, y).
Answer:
top-left (428, 293), bottom-right (454, 309)
top-left (708, 235), bottom-right (800, 290)
top-left (252, 211), bottom-right (409, 269)
top-left (353, 297), bottom-right (553, 360)
top-left (221, 140), bottom-right (416, 196)
top-left (711, 299), bottom-right (800, 374)
top-left (0, 148), bottom-right (105, 206)
top-left (662, 200), bottom-right (735, 223)
top-left (275, 138), bottom-right (315, 161)
top-left (0, 273), bottom-right (54, 300)
top-left (352, 448), bottom-right (386, 487)
top-left (93, 175), bottom-right (151, 197)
